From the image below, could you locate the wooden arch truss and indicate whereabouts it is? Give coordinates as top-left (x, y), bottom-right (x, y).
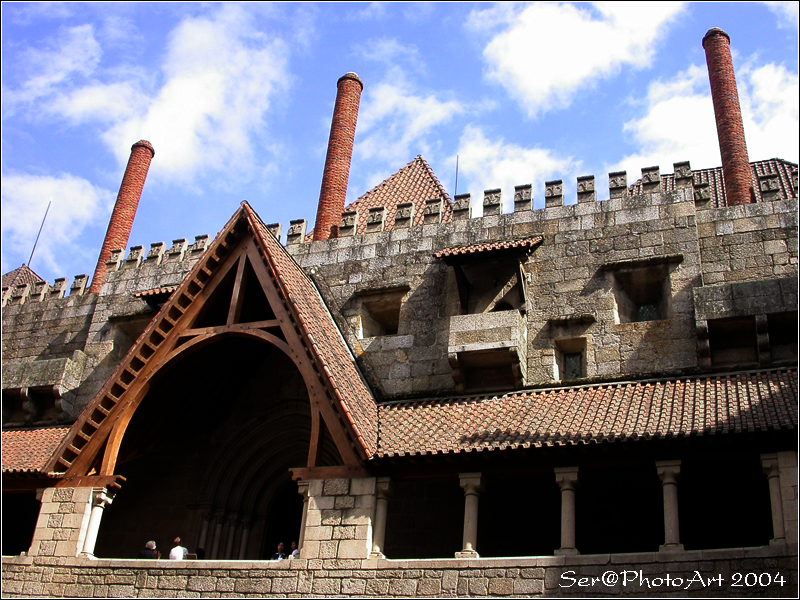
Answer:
top-left (47, 203), bottom-right (377, 487)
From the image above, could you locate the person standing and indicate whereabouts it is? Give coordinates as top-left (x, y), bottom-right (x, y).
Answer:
top-left (270, 542), bottom-right (286, 560)
top-left (138, 541), bottom-right (158, 559)
top-left (169, 537), bottom-right (189, 560)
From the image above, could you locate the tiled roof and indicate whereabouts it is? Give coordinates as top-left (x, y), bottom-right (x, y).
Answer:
top-left (627, 159), bottom-right (797, 208)
top-left (2, 426), bottom-right (70, 474)
top-left (346, 155), bottom-right (452, 235)
top-left (2, 264), bottom-right (45, 289)
top-left (376, 369), bottom-right (798, 457)
top-left (245, 204), bottom-right (379, 456)
top-left (133, 286), bottom-right (178, 298)
top-left (434, 236), bottom-right (544, 259)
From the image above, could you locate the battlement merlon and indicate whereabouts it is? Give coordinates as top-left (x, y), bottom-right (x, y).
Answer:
top-left (283, 161), bottom-right (797, 250)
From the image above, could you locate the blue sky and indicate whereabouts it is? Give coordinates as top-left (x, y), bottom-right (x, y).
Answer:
top-left (2, 2), bottom-right (798, 284)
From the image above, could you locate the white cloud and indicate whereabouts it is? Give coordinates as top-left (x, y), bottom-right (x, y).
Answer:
top-left (765, 1), bottom-right (799, 30)
top-left (470, 2), bottom-right (685, 117)
top-left (3, 25), bottom-right (101, 115)
top-left (455, 125), bottom-right (575, 213)
top-left (742, 63), bottom-right (799, 161)
top-left (5, 6), bottom-right (290, 184)
top-left (1, 173), bottom-right (115, 277)
top-left (614, 61), bottom-right (799, 177)
top-left (356, 81), bottom-right (463, 167)
top-left (100, 6), bottom-right (290, 182)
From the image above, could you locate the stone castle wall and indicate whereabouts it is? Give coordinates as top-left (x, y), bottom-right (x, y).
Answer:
top-left (3, 169), bottom-right (798, 414)
top-left (3, 547), bottom-right (797, 597)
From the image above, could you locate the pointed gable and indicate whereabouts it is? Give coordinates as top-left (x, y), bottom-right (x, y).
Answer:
top-left (2, 264), bottom-right (45, 289)
top-left (346, 155), bottom-right (452, 234)
top-left (46, 203), bottom-right (378, 479)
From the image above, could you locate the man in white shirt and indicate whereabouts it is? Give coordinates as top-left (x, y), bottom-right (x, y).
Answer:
top-left (169, 537), bottom-right (189, 560)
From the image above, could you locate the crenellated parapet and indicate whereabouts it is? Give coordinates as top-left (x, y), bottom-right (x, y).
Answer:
top-left (281, 160), bottom-right (797, 253)
top-left (1, 234), bottom-right (210, 308)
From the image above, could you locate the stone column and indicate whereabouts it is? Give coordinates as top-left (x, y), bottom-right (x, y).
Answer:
top-left (370, 477), bottom-right (393, 559)
top-left (80, 488), bottom-right (113, 558)
top-left (196, 508), bottom-right (211, 555)
top-left (554, 467), bottom-right (580, 556)
top-left (455, 473), bottom-right (483, 558)
top-left (238, 516), bottom-right (252, 559)
top-left (656, 460), bottom-right (684, 552)
top-left (224, 513), bottom-right (239, 559)
top-left (297, 481), bottom-right (310, 550)
top-left (761, 454), bottom-right (786, 546)
top-left (209, 510), bottom-right (225, 559)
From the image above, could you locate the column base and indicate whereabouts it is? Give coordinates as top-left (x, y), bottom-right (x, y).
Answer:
top-left (455, 549), bottom-right (480, 559)
top-left (554, 548), bottom-right (580, 556)
top-left (659, 543), bottom-right (685, 552)
top-left (78, 552), bottom-right (98, 560)
top-left (769, 538), bottom-right (787, 547)
top-left (369, 551), bottom-right (386, 559)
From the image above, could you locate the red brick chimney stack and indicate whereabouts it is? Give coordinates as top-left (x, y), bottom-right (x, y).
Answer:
top-left (313, 72), bottom-right (363, 241)
top-left (88, 140), bottom-right (155, 293)
top-left (703, 28), bottom-right (752, 206)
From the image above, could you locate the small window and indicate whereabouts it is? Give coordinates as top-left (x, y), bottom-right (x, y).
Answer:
top-left (708, 316), bottom-right (758, 367)
top-left (554, 338), bottom-right (586, 381)
top-left (767, 311), bottom-right (798, 363)
top-left (354, 288), bottom-right (408, 338)
top-left (610, 264), bottom-right (671, 323)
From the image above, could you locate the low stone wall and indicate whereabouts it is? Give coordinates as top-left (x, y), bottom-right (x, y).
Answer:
top-left (3, 545), bottom-right (796, 597)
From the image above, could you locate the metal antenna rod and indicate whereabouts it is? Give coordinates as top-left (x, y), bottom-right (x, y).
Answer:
top-left (28, 201), bottom-right (51, 268)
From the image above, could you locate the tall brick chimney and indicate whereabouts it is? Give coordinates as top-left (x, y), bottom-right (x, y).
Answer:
top-left (88, 140), bottom-right (155, 293)
top-left (703, 28), bottom-right (752, 206)
top-left (313, 72), bottom-right (363, 241)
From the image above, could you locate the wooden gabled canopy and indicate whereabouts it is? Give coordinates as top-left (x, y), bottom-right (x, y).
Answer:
top-left (47, 203), bottom-right (378, 483)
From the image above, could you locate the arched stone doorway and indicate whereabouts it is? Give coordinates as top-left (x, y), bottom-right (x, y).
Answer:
top-left (94, 334), bottom-right (340, 559)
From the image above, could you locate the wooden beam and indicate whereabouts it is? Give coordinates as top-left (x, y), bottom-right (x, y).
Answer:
top-left (55, 474), bottom-right (126, 490)
top-left (290, 465), bottom-right (370, 481)
top-left (453, 264), bottom-right (470, 315)
top-left (307, 408), bottom-right (323, 468)
top-left (181, 320), bottom-right (280, 337)
top-left (245, 242), bottom-right (365, 466)
top-left (227, 254), bottom-right (248, 326)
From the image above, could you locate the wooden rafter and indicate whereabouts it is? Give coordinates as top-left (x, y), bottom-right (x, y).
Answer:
top-left (45, 205), bottom-right (370, 479)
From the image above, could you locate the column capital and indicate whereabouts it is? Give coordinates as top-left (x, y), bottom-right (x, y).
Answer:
top-left (92, 487), bottom-right (113, 508)
top-left (761, 453), bottom-right (780, 478)
top-left (459, 472), bottom-right (484, 495)
top-left (376, 476), bottom-right (394, 500)
top-left (656, 460), bottom-right (681, 484)
top-left (297, 480), bottom-right (310, 498)
top-left (555, 466), bottom-right (579, 489)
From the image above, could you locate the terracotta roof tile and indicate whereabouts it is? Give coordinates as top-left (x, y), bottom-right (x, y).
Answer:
top-left (434, 236), bottom-right (544, 259)
top-left (376, 369), bottom-right (797, 457)
top-left (346, 155), bottom-right (452, 234)
top-left (627, 158), bottom-right (797, 207)
top-left (306, 155), bottom-right (453, 241)
top-left (2, 426), bottom-right (70, 474)
top-left (2, 264), bottom-right (45, 289)
top-left (133, 286), bottom-right (178, 298)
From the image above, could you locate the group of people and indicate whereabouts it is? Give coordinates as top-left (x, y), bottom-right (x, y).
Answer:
top-left (139, 538), bottom-right (297, 561)
top-left (138, 537), bottom-right (192, 560)
top-left (270, 541), bottom-right (299, 560)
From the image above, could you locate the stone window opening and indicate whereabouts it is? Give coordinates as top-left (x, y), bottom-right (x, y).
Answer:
top-left (554, 338), bottom-right (587, 381)
top-left (603, 256), bottom-right (682, 324)
top-left (767, 311), bottom-right (798, 364)
top-left (707, 316), bottom-right (758, 368)
top-left (352, 287), bottom-right (409, 339)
